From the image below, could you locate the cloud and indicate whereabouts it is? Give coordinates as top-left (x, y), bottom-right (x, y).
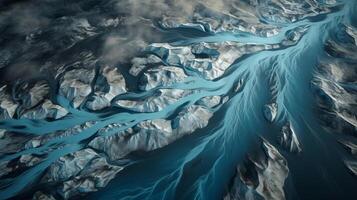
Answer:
top-left (101, 35), bottom-right (147, 64)
top-left (0, 0), bottom-right (239, 82)
top-left (0, 2), bottom-right (50, 35)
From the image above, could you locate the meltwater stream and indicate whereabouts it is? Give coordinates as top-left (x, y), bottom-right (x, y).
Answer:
top-left (0, 0), bottom-right (356, 199)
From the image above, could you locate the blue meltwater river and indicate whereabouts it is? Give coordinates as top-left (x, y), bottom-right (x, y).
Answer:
top-left (0, 0), bottom-right (356, 199)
